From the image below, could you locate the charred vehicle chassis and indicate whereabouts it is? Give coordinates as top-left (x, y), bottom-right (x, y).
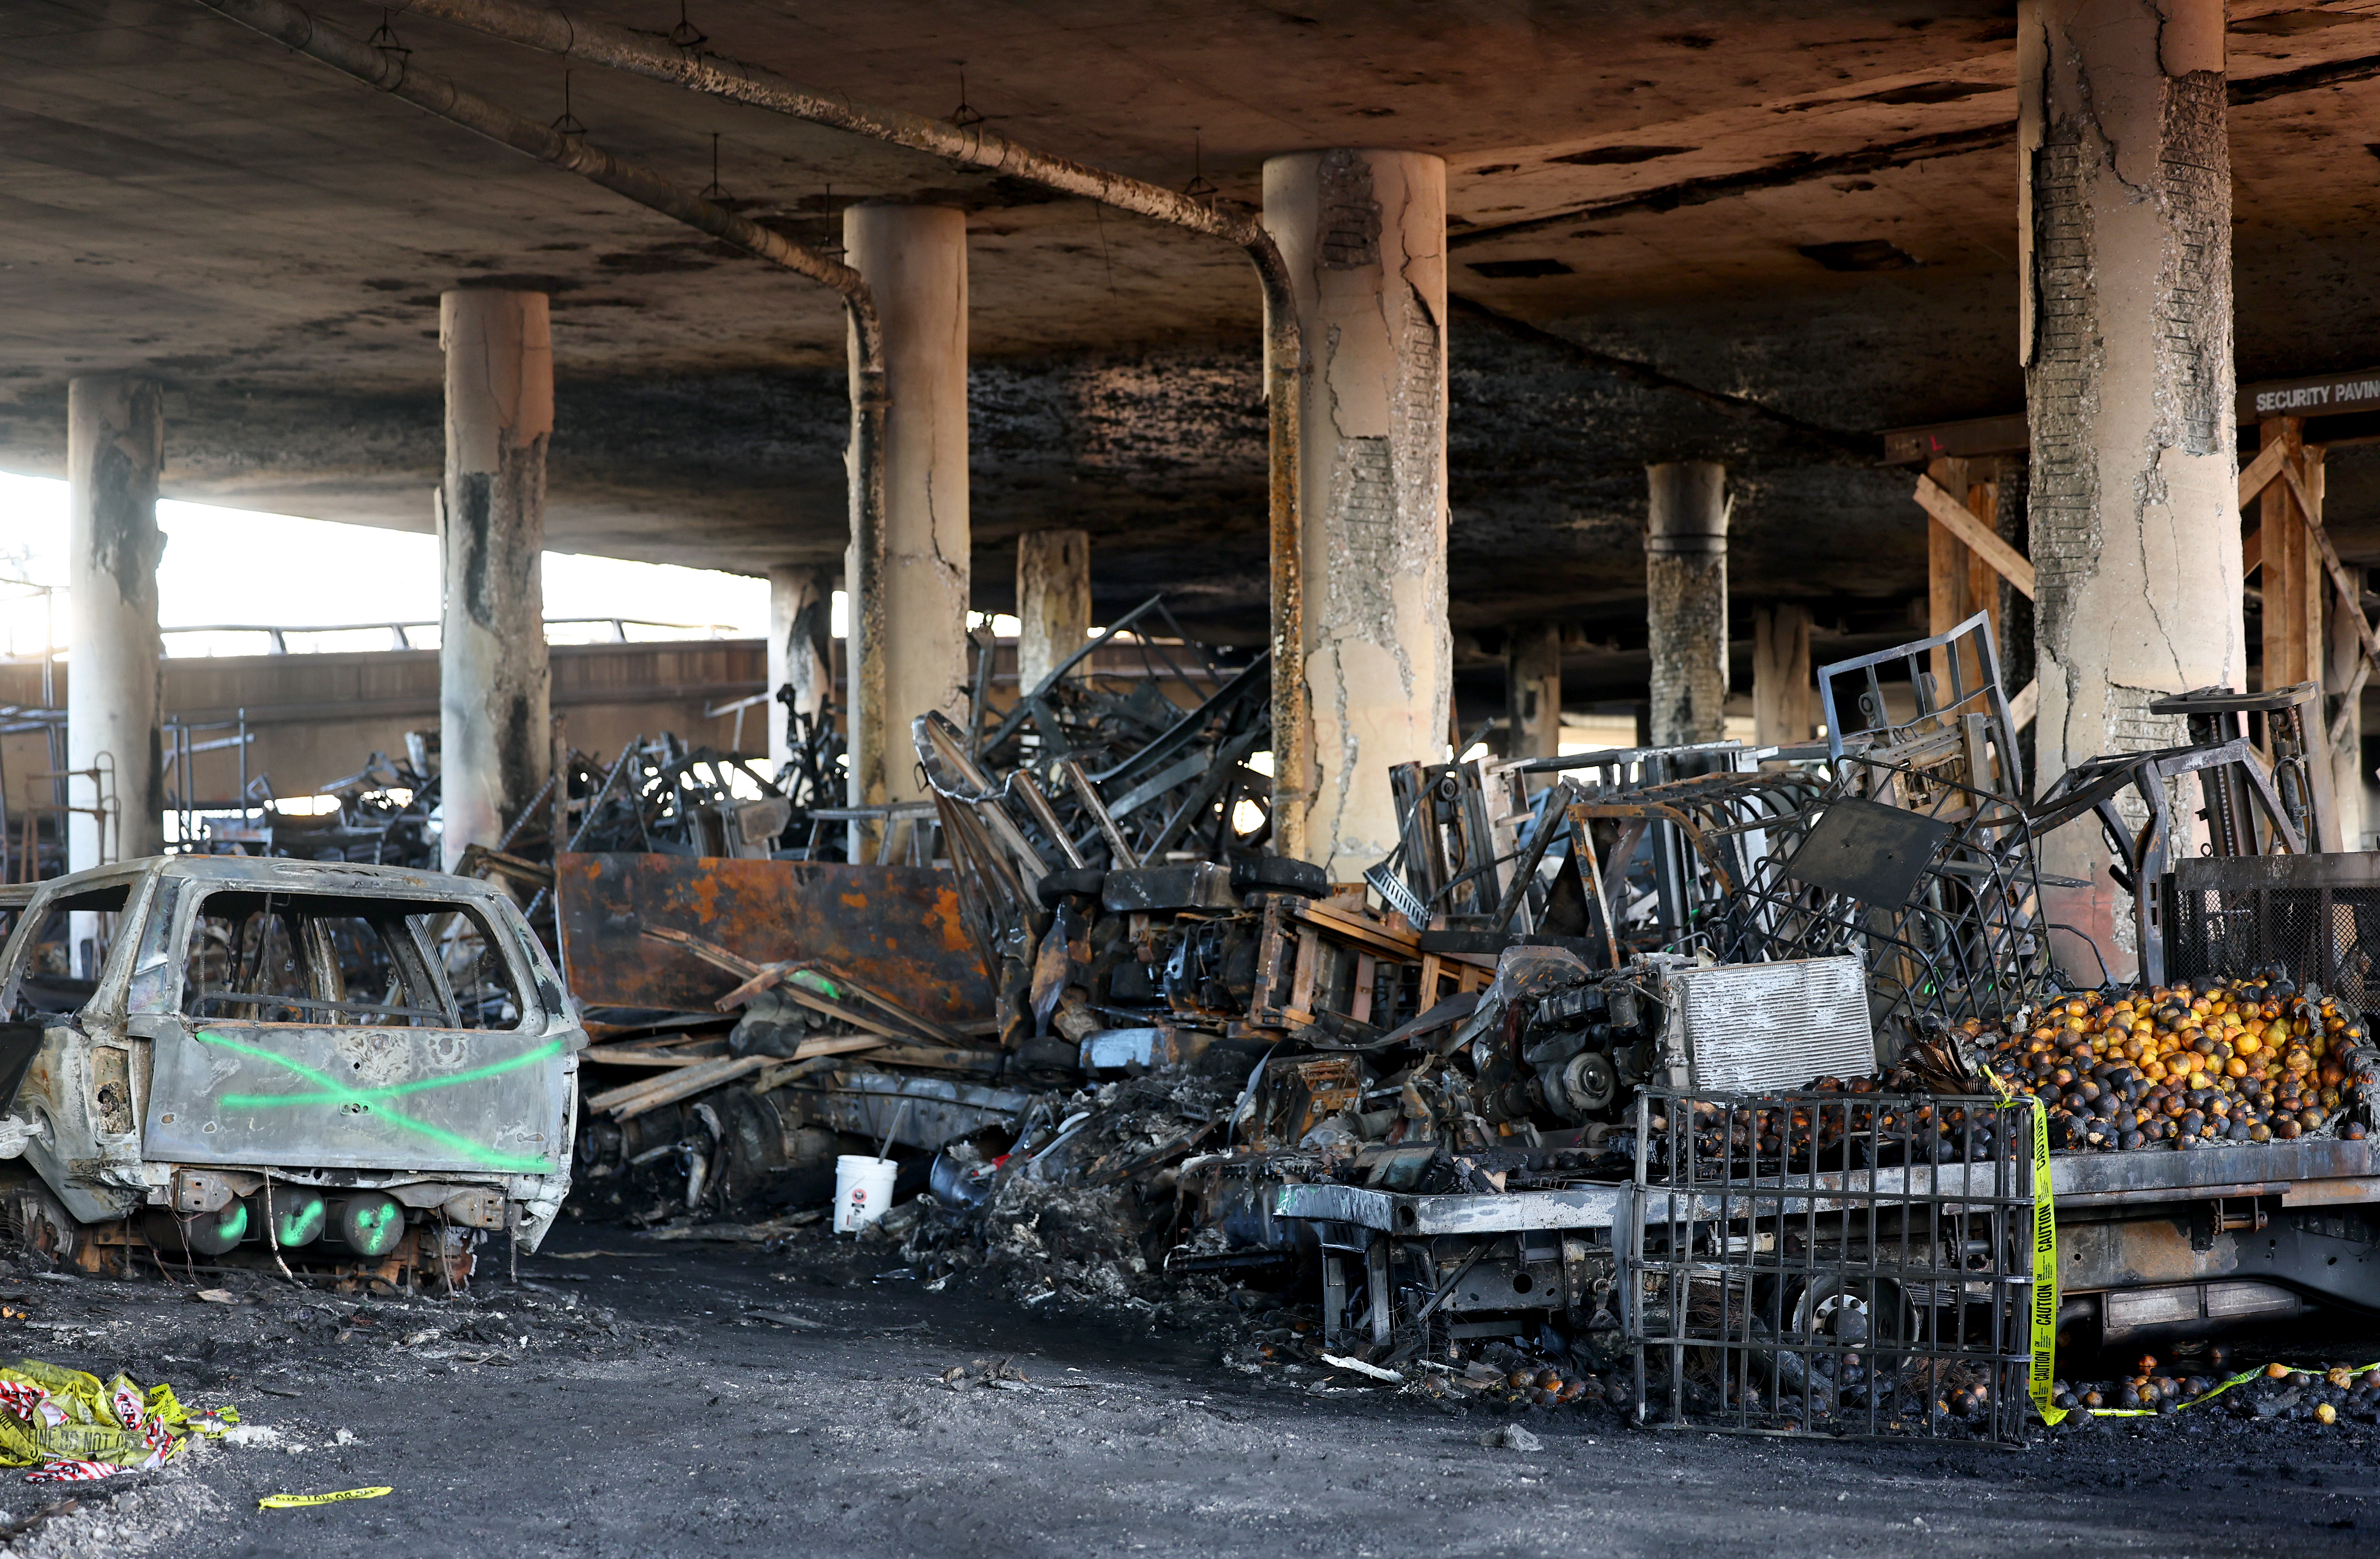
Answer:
top-left (0, 857), bottom-right (580, 1286)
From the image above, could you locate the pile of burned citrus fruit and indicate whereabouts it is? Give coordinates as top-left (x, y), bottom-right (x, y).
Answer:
top-left (1969, 972), bottom-right (2371, 1152)
top-left (2052, 1353), bottom-right (2380, 1424)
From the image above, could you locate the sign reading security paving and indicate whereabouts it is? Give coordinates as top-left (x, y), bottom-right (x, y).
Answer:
top-left (2240, 368), bottom-right (2380, 421)
top-left (144, 1022), bottom-right (566, 1173)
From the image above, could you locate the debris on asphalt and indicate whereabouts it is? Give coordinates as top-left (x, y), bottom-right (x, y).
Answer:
top-left (257, 1486), bottom-right (392, 1510)
top-left (0, 1360), bottom-right (235, 1483)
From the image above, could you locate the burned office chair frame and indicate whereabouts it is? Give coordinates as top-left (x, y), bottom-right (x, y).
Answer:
top-left (965, 594), bottom-right (1274, 871)
top-left (1716, 758), bottom-right (2052, 1032)
top-left (1818, 610), bottom-right (2025, 805)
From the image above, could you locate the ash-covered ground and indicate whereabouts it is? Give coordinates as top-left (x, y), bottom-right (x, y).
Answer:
top-left (0, 1227), bottom-right (2370, 1557)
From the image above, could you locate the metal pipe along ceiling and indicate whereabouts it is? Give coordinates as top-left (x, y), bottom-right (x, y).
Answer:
top-left (383, 0), bottom-right (1313, 860)
top-left (188, 0), bottom-right (890, 811)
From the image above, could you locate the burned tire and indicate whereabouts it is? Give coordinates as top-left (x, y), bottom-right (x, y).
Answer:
top-left (1012, 1034), bottom-right (1085, 1088)
top-left (1232, 857), bottom-right (1328, 898)
top-left (1036, 868), bottom-right (1107, 908)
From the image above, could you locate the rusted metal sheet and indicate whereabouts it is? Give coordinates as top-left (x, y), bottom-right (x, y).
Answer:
top-left (553, 852), bottom-right (991, 1024)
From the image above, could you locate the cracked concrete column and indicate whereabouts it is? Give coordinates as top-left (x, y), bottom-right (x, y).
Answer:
top-left (766, 564), bottom-right (833, 772)
top-left (66, 375), bottom-right (166, 872)
top-left (1016, 528), bottom-right (1090, 694)
top-left (438, 288), bottom-right (552, 875)
top-left (1505, 622), bottom-right (1562, 760)
top-left (1262, 149), bottom-right (1449, 877)
top-left (1645, 462), bottom-right (1730, 747)
top-left (2020, 0), bottom-right (2242, 978)
top-left (844, 205), bottom-right (969, 841)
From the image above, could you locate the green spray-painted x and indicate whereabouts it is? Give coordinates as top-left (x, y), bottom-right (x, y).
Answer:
top-left (195, 1029), bottom-right (559, 1173)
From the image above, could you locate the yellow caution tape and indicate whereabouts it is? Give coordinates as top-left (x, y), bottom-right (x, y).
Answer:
top-left (2016, 1093), bottom-right (2063, 1428)
top-left (1985, 1074), bottom-right (2063, 1428)
top-left (258, 1487), bottom-right (392, 1510)
top-left (0, 1359), bottom-right (229, 1473)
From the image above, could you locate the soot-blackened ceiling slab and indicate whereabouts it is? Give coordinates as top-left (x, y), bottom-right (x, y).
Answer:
top-left (4, 0), bottom-right (2380, 651)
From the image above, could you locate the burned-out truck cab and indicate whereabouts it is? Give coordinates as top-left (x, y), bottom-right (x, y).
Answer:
top-left (0, 856), bottom-right (581, 1281)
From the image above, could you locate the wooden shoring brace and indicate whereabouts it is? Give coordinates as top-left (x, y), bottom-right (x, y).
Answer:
top-left (2238, 422), bottom-right (2376, 752)
top-left (1912, 464), bottom-right (2038, 727)
top-left (1922, 456), bottom-right (1971, 700)
top-left (2254, 418), bottom-right (2322, 696)
top-left (1921, 459), bottom-right (2010, 676)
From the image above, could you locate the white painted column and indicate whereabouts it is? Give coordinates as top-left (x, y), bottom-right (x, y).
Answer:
top-left (66, 375), bottom-right (166, 872)
top-left (766, 564), bottom-right (834, 772)
top-left (1016, 528), bottom-right (1091, 694)
top-left (1262, 149), bottom-right (1450, 878)
top-left (843, 205), bottom-right (969, 835)
top-left (438, 289), bottom-right (553, 875)
top-left (2020, 0), bottom-right (2241, 978)
top-left (1645, 462), bottom-right (1730, 747)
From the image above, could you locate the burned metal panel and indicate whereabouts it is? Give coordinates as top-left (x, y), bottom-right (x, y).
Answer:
top-left (552, 852), bottom-right (991, 1023)
top-left (141, 1020), bottom-right (568, 1174)
top-left (771, 1069), bottom-right (1030, 1153)
top-left (1274, 1181), bottom-right (1624, 1233)
top-left (2049, 1136), bottom-right (2372, 1199)
top-left (1781, 797), bottom-right (1951, 906)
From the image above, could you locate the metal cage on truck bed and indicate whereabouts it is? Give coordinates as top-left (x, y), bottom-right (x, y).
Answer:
top-left (1626, 1089), bottom-right (2040, 1443)
top-left (2160, 853), bottom-right (2380, 1011)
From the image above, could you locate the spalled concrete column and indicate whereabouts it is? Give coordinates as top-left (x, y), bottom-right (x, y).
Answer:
top-left (1752, 604), bottom-right (1816, 746)
top-left (1262, 149), bottom-right (1450, 877)
top-left (66, 376), bottom-right (166, 871)
top-left (1645, 462), bottom-right (1730, 747)
top-left (1505, 622), bottom-right (1563, 760)
top-left (766, 564), bottom-right (834, 772)
top-left (438, 289), bottom-right (553, 875)
top-left (843, 205), bottom-right (969, 833)
top-left (1016, 529), bottom-right (1091, 695)
top-left (2019, 0), bottom-right (2242, 976)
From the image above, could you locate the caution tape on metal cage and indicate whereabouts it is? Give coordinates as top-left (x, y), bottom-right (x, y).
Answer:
top-left (1988, 1078), bottom-right (2063, 1427)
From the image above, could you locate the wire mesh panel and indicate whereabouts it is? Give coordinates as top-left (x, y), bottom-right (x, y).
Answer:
top-left (2162, 855), bottom-right (2380, 1015)
top-left (1627, 1089), bottom-right (2038, 1443)
top-left (1710, 757), bottom-right (2052, 1032)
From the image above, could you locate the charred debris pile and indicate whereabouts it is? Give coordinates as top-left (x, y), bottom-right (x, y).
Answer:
top-left (558, 611), bottom-right (2380, 1429)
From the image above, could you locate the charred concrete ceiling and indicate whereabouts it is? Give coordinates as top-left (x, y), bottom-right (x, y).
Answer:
top-left (8, 0), bottom-right (2380, 692)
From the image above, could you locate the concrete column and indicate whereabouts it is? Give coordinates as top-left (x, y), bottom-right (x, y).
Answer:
top-left (843, 205), bottom-right (969, 833)
top-left (1505, 622), bottom-right (1562, 760)
top-left (1752, 604), bottom-right (1815, 746)
top-left (2020, 0), bottom-right (2242, 977)
top-left (1645, 462), bottom-right (1730, 747)
top-left (766, 564), bottom-right (834, 772)
top-left (1016, 529), bottom-right (1091, 694)
top-left (438, 289), bottom-right (553, 875)
top-left (1262, 149), bottom-right (1450, 877)
top-left (66, 375), bottom-right (166, 872)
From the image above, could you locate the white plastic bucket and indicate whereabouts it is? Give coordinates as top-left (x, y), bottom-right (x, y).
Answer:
top-left (834, 1155), bottom-right (898, 1234)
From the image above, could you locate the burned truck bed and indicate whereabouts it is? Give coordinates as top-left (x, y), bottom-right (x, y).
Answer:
top-left (1276, 1123), bottom-right (2380, 1373)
